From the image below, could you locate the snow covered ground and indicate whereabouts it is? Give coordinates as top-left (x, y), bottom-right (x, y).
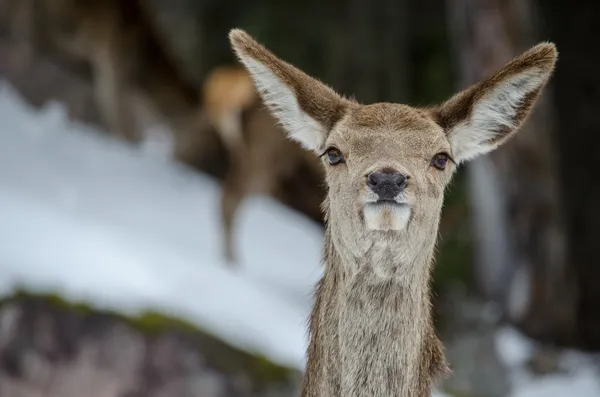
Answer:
top-left (496, 327), bottom-right (600, 397)
top-left (0, 81), bottom-right (598, 396)
top-left (0, 82), bottom-right (323, 370)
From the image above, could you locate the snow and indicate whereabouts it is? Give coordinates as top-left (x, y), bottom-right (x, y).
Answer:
top-left (0, 82), bottom-right (323, 370)
top-left (0, 81), bottom-right (598, 396)
top-left (496, 326), bottom-right (600, 397)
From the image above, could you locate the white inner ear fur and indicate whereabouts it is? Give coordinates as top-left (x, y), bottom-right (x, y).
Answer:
top-left (448, 68), bottom-right (545, 163)
top-left (236, 56), bottom-right (327, 152)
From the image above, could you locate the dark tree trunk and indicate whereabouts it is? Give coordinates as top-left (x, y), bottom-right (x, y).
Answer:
top-left (445, 0), bottom-right (577, 346)
top-left (324, 0), bottom-right (409, 104)
top-left (538, 0), bottom-right (600, 350)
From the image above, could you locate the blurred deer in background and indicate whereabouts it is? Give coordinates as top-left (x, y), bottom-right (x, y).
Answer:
top-left (1, 0), bottom-right (325, 266)
top-left (229, 29), bottom-right (557, 396)
top-left (202, 65), bottom-right (325, 264)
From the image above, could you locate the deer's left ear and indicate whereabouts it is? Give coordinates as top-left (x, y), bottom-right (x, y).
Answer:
top-left (433, 43), bottom-right (558, 164)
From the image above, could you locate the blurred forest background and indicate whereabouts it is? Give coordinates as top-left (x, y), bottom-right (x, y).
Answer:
top-left (0, 0), bottom-right (599, 396)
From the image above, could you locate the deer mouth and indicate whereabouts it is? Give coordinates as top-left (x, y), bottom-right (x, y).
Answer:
top-left (363, 201), bottom-right (411, 231)
top-left (366, 199), bottom-right (409, 208)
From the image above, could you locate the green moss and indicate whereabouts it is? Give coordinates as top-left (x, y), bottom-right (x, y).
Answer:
top-left (1, 288), bottom-right (294, 389)
top-left (9, 288), bottom-right (94, 315)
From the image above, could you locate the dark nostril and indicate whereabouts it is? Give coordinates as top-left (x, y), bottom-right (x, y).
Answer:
top-left (367, 173), bottom-right (380, 188)
top-left (393, 173), bottom-right (407, 187)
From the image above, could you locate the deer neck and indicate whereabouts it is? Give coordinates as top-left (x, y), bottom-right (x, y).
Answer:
top-left (302, 223), bottom-right (443, 397)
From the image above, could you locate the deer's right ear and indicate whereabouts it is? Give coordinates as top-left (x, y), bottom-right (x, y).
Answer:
top-left (229, 29), bottom-right (349, 153)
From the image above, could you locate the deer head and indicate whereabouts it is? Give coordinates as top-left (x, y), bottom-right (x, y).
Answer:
top-left (229, 29), bottom-right (557, 265)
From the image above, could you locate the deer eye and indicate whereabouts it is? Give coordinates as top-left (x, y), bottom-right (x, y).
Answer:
top-left (431, 153), bottom-right (450, 170)
top-left (325, 147), bottom-right (345, 165)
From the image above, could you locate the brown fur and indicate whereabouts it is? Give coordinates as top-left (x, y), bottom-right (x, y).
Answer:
top-left (202, 65), bottom-right (325, 263)
top-left (228, 31), bottom-right (350, 136)
top-left (229, 29), bottom-right (556, 397)
top-left (432, 42), bottom-right (557, 143)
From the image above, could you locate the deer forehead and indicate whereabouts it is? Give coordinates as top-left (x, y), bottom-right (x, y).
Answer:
top-left (329, 103), bottom-right (450, 161)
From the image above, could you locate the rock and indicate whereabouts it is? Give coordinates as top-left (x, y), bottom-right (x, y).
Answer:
top-left (0, 291), bottom-right (300, 397)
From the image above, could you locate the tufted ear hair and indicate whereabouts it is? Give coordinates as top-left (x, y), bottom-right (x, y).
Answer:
top-left (229, 29), bottom-right (351, 153)
top-left (433, 42), bottom-right (558, 163)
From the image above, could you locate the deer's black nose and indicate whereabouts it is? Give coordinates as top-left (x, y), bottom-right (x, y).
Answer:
top-left (367, 169), bottom-right (408, 200)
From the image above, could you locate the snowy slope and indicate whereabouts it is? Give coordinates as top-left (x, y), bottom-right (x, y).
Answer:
top-left (0, 81), bottom-right (598, 396)
top-left (0, 82), bottom-right (324, 370)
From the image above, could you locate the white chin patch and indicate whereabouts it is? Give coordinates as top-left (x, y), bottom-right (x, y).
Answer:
top-left (364, 203), bottom-right (411, 231)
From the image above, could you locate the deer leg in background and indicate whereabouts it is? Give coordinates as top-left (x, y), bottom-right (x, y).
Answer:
top-left (220, 152), bottom-right (249, 265)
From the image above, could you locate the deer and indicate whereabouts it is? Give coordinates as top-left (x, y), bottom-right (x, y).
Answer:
top-left (228, 29), bottom-right (557, 396)
top-left (202, 65), bottom-right (325, 264)
top-left (1, 0), bottom-right (324, 262)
